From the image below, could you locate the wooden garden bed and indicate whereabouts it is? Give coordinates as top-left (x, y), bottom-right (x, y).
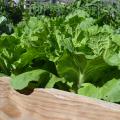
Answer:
top-left (0, 77), bottom-right (120, 120)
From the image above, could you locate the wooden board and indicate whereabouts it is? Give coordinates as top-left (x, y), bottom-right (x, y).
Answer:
top-left (0, 77), bottom-right (120, 120)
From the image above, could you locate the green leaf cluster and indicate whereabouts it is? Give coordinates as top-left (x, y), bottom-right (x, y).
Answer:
top-left (1, 5), bottom-right (120, 103)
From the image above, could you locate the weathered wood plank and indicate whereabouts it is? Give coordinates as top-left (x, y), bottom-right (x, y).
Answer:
top-left (0, 77), bottom-right (120, 120)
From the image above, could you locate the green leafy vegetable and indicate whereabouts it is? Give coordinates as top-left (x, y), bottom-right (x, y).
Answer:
top-left (1, 2), bottom-right (120, 104)
top-left (78, 79), bottom-right (120, 103)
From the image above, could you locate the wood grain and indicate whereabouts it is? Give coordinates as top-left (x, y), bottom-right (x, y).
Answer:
top-left (0, 77), bottom-right (120, 120)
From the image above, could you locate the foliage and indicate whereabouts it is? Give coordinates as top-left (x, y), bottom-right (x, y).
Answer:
top-left (78, 78), bottom-right (120, 103)
top-left (74, 0), bottom-right (120, 27)
top-left (0, 16), bottom-right (13, 35)
top-left (29, 2), bottom-right (73, 17)
top-left (0, 0), bottom-right (23, 25)
top-left (1, 0), bottom-right (120, 104)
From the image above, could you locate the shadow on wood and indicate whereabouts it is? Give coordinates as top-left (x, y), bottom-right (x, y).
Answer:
top-left (0, 77), bottom-right (120, 120)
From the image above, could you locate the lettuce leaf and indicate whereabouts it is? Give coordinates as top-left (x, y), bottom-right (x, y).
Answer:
top-left (78, 79), bottom-right (120, 102)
